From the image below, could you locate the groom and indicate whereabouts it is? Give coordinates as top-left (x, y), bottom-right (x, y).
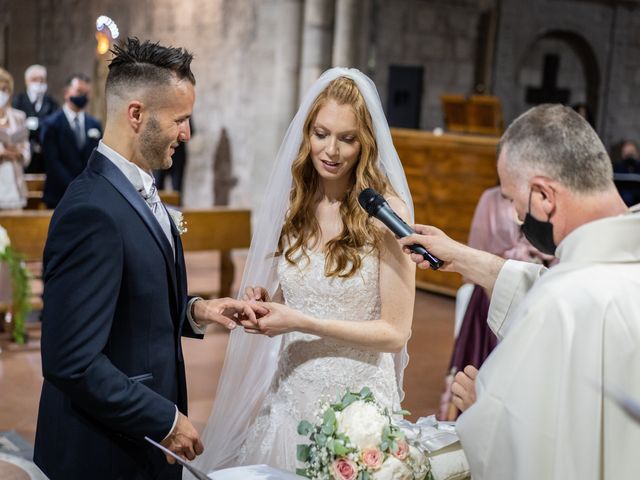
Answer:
top-left (34, 38), bottom-right (261, 480)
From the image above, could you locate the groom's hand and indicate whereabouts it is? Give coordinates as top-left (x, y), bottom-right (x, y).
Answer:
top-left (160, 412), bottom-right (204, 463)
top-left (193, 298), bottom-right (266, 330)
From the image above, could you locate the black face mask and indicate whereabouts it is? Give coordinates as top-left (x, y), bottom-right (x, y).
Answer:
top-left (69, 94), bottom-right (88, 109)
top-left (521, 189), bottom-right (557, 255)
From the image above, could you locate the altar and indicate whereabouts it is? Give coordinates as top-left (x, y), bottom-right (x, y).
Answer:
top-left (391, 128), bottom-right (500, 296)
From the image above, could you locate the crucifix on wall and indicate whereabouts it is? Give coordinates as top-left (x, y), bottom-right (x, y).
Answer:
top-left (525, 53), bottom-right (570, 105)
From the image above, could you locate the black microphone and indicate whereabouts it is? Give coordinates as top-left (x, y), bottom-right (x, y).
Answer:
top-left (358, 188), bottom-right (443, 270)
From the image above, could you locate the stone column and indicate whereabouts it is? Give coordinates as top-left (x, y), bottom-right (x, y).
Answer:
top-left (332, 0), bottom-right (360, 68)
top-left (299, 0), bottom-right (335, 101)
top-left (273, 0), bottom-right (304, 140)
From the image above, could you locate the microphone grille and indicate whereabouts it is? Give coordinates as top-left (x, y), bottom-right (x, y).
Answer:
top-left (358, 188), bottom-right (385, 216)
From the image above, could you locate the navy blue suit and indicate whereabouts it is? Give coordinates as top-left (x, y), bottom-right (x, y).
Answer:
top-left (34, 150), bottom-right (202, 480)
top-left (41, 109), bottom-right (102, 208)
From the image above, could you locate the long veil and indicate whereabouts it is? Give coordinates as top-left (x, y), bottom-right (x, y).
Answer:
top-left (192, 67), bottom-right (414, 473)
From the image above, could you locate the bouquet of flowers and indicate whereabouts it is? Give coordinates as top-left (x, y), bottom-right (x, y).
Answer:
top-left (0, 225), bottom-right (31, 344)
top-left (296, 387), bottom-right (433, 480)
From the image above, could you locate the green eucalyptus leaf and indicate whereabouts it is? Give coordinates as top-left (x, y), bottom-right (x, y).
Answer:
top-left (298, 420), bottom-right (313, 436)
top-left (296, 468), bottom-right (311, 478)
top-left (296, 444), bottom-right (310, 462)
top-left (393, 409), bottom-right (411, 416)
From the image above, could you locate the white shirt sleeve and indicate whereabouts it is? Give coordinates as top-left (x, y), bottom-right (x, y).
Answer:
top-left (488, 260), bottom-right (547, 340)
top-left (186, 297), bottom-right (207, 334)
top-left (162, 405), bottom-right (179, 441)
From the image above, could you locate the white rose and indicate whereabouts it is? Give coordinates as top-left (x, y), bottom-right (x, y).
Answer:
top-left (336, 400), bottom-right (388, 450)
top-left (0, 226), bottom-right (10, 254)
top-left (370, 455), bottom-right (413, 480)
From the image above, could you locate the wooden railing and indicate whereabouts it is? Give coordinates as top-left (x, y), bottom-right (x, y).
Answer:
top-left (0, 208), bottom-right (251, 331)
top-left (24, 174), bottom-right (181, 208)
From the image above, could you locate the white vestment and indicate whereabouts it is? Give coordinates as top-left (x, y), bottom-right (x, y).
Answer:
top-left (457, 211), bottom-right (640, 479)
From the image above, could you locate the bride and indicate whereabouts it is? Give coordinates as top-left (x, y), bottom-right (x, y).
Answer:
top-left (190, 68), bottom-right (416, 474)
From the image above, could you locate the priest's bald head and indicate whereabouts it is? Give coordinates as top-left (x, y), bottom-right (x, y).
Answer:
top-left (496, 104), bottom-right (626, 255)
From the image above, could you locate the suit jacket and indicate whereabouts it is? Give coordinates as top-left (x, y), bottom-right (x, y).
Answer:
top-left (41, 109), bottom-right (102, 208)
top-left (12, 92), bottom-right (59, 173)
top-left (34, 150), bottom-right (202, 480)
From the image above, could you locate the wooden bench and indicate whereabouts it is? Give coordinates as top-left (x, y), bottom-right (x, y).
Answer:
top-left (0, 210), bottom-right (52, 336)
top-left (0, 208), bottom-right (251, 323)
top-left (181, 209), bottom-right (251, 298)
top-left (24, 185), bottom-right (180, 210)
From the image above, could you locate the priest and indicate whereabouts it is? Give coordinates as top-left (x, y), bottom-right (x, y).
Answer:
top-left (399, 104), bottom-right (640, 479)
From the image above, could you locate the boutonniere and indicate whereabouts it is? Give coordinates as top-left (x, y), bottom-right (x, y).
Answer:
top-left (167, 208), bottom-right (188, 235)
top-left (87, 127), bottom-right (101, 139)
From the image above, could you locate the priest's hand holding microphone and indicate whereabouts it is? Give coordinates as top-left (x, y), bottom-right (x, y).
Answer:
top-left (358, 187), bottom-right (506, 413)
top-left (358, 187), bottom-right (505, 296)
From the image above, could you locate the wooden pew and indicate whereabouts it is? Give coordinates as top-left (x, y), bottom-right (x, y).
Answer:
top-left (0, 210), bottom-right (52, 335)
top-left (181, 209), bottom-right (251, 298)
top-left (159, 190), bottom-right (181, 206)
top-left (24, 173), bottom-right (46, 192)
top-left (0, 208), bottom-right (251, 327)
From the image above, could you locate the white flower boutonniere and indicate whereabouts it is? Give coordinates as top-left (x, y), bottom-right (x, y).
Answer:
top-left (87, 127), bottom-right (102, 139)
top-left (167, 208), bottom-right (188, 235)
top-left (0, 225), bottom-right (10, 254)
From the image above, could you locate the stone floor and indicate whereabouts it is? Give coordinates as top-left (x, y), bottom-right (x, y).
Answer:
top-left (0, 252), bottom-right (456, 446)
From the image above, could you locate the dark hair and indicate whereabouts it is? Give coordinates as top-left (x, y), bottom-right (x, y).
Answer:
top-left (106, 37), bottom-right (195, 94)
top-left (65, 73), bottom-right (91, 86)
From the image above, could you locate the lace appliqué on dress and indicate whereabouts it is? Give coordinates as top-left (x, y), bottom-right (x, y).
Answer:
top-left (237, 250), bottom-right (400, 471)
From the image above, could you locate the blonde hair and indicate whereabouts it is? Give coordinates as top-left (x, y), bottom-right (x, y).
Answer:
top-left (278, 76), bottom-right (394, 278)
top-left (0, 68), bottom-right (14, 94)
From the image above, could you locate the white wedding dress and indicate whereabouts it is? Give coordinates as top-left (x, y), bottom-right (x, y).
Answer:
top-left (236, 249), bottom-right (401, 472)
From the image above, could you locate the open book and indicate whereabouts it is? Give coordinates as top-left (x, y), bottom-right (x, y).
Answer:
top-left (144, 437), bottom-right (303, 479)
top-left (144, 437), bottom-right (210, 480)
top-left (0, 127), bottom-right (29, 146)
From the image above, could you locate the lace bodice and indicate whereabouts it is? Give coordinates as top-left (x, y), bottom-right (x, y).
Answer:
top-left (237, 249), bottom-right (400, 471)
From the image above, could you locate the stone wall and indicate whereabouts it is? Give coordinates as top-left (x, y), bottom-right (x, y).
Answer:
top-left (493, 0), bottom-right (640, 146)
top-left (3, 0), bottom-right (640, 208)
top-left (369, 0), bottom-right (497, 131)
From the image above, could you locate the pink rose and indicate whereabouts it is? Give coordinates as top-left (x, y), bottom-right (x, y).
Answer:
top-left (392, 439), bottom-right (409, 460)
top-left (361, 448), bottom-right (384, 470)
top-left (331, 458), bottom-right (358, 480)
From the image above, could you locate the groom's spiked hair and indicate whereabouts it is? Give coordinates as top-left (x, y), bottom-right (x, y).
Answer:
top-left (106, 37), bottom-right (195, 97)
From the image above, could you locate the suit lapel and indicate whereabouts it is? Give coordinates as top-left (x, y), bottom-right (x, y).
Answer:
top-left (171, 220), bottom-right (188, 328)
top-left (88, 151), bottom-right (179, 305)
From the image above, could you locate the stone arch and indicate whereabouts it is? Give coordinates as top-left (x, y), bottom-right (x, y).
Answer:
top-left (516, 29), bottom-right (600, 126)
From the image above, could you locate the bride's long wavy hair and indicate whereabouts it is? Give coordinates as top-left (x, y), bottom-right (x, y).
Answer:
top-left (278, 76), bottom-right (395, 278)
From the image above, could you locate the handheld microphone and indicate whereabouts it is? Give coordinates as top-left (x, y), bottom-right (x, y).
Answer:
top-left (358, 188), bottom-right (443, 270)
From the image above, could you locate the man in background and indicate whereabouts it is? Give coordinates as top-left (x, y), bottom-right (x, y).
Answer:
top-left (41, 73), bottom-right (101, 208)
top-left (12, 64), bottom-right (59, 173)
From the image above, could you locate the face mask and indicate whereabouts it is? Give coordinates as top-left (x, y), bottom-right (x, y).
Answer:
top-left (521, 189), bottom-right (557, 255)
top-left (0, 91), bottom-right (9, 108)
top-left (69, 94), bottom-right (88, 109)
top-left (28, 82), bottom-right (47, 98)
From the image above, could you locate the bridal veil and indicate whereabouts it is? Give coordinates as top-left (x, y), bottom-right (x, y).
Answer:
top-left (192, 67), bottom-right (414, 473)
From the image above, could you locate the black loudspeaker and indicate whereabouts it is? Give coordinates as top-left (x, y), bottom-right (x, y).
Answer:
top-left (387, 65), bottom-right (423, 129)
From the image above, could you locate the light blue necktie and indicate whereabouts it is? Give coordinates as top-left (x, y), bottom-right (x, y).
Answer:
top-left (140, 182), bottom-right (174, 254)
top-left (72, 116), bottom-right (84, 149)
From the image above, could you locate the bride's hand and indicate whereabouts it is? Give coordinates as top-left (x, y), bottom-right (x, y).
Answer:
top-left (244, 302), bottom-right (307, 337)
top-left (243, 285), bottom-right (270, 302)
